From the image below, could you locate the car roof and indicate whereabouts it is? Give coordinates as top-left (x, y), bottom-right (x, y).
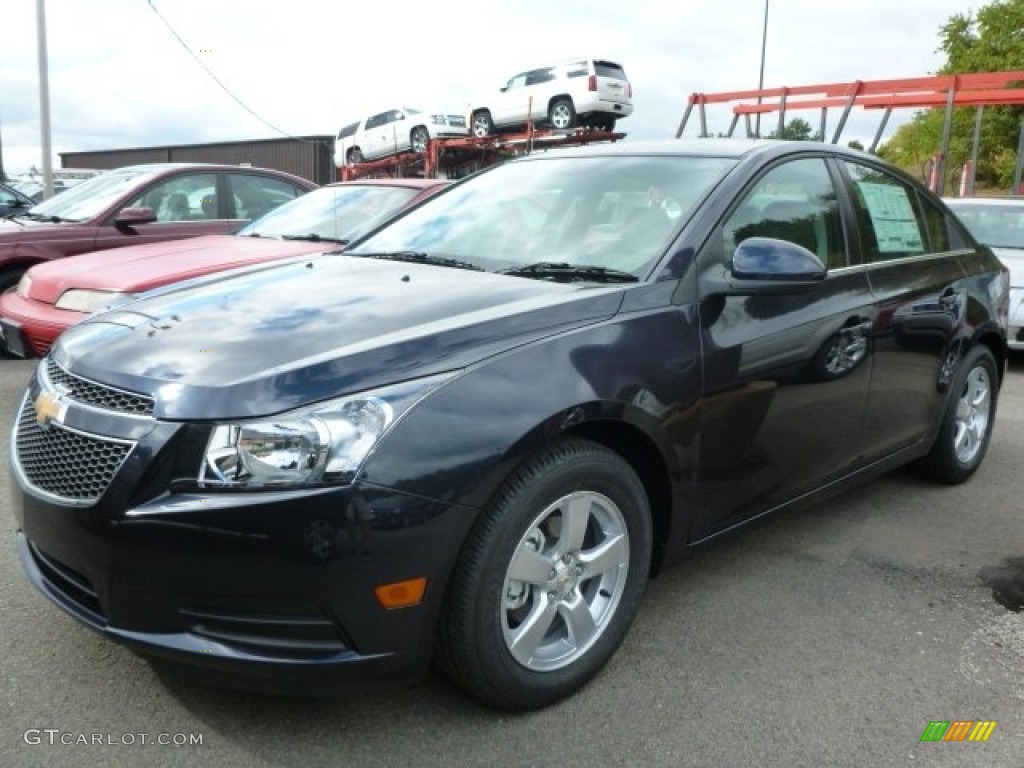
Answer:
top-left (514, 138), bottom-right (869, 161)
top-left (323, 178), bottom-right (449, 190)
top-left (944, 196), bottom-right (1024, 206)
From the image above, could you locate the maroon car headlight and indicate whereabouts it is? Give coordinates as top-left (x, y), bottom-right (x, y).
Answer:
top-left (198, 372), bottom-right (455, 488)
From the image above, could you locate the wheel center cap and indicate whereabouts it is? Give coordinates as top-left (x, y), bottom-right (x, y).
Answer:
top-left (550, 562), bottom-right (577, 598)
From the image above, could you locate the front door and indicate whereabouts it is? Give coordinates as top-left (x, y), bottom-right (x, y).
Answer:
top-left (691, 155), bottom-right (875, 541)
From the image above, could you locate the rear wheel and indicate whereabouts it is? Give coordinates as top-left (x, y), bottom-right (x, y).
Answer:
top-left (471, 110), bottom-right (494, 138)
top-left (917, 345), bottom-right (998, 483)
top-left (548, 98), bottom-right (576, 130)
top-left (436, 438), bottom-right (652, 711)
top-left (410, 126), bottom-right (430, 154)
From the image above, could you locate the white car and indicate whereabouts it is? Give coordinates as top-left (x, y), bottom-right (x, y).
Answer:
top-left (945, 195), bottom-right (1024, 350)
top-left (469, 58), bottom-right (633, 138)
top-left (334, 107), bottom-right (468, 166)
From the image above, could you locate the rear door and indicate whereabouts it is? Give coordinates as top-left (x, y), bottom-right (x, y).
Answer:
top-left (691, 155), bottom-right (875, 540)
top-left (839, 159), bottom-right (971, 461)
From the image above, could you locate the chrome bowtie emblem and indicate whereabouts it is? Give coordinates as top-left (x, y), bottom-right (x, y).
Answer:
top-left (34, 391), bottom-right (68, 429)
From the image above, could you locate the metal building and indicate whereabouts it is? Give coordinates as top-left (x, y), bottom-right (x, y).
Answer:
top-left (60, 136), bottom-right (336, 185)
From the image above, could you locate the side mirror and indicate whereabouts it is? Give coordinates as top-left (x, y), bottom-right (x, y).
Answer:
top-left (703, 237), bottom-right (827, 297)
top-left (115, 206), bottom-right (157, 225)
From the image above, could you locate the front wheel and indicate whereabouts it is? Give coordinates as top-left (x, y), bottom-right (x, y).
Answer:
top-left (346, 146), bottom-right (364, 165)
top-left (917, 345), bottom-right (999, 484)
top-left (548, 98), bottom-right (576, 130)
top-left (410, 126), bottom-right (430, 153)
top-left (436, 438), bottom-right (652, 711)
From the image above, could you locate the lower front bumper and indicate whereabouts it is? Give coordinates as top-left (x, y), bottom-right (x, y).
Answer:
top-left (17, 532), bottom-right (415, 694)
top-left (13, 480), bottom-right (479, 695)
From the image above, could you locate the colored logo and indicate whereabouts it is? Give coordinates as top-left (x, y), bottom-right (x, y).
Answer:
top-left (34, 391), bottom-right (67, 429)
top-left (920, 721), bottom-right (997, 742)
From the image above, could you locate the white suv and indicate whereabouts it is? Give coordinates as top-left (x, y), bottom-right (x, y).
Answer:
top-left (469, 59), bottom-right (633, 138)
top-left (334, 107), bottom-right (468, 166)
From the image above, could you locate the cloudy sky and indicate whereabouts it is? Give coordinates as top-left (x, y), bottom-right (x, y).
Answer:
top-left (1, 0), bottom-right (978, 177)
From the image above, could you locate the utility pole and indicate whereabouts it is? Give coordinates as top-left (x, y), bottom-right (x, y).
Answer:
top-left (0, 116), bottom-right (7, 182)
top-left (37, 0), bottom-right (54, 200)
top-left (755, 0), bottom-right (769, 138)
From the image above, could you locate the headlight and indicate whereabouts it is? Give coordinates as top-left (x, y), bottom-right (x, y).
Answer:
top-left (55, 289), bottom-right (126, 313)
top-left (17, 274), bottom-right (32, 298)
top-left (199, 373), bottom-right (454, 488)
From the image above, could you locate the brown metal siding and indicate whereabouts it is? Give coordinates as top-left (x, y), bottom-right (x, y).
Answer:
top-left (61, 136), bottom-right (336, 185)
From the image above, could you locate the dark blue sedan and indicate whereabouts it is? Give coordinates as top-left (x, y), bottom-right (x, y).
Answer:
top-left (10, 140), bottom-right (1009, 711)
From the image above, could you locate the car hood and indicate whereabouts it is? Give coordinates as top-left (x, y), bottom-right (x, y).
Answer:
top-left (992, 246), bottom-right (1023, 286)
top-left (0, 216), bottom-right (92, 241)
top-left (26, 235), bottom-right (327, 302)
top-left (55, 254), bottom-right (624, 420)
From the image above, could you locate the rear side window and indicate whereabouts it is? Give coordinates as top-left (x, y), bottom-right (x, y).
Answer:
top-left (843, 161), bottom-right (928, 262)
top-left (917, 195), bottom-right (952, 253)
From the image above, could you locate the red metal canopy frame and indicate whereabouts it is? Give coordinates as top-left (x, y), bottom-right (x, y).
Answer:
top-left (676, 71), bottom-right (1024, 194)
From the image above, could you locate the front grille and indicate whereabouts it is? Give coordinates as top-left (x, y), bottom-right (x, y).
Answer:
top-left (46, 358), bottom-right (155, 416)
top-left (15, 396), bottom-right (135, 502)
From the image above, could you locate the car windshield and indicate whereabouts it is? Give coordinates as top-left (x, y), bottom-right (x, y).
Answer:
top-left (237, 184), bottom-right (424, 242)
top-left (346, 154), bottom-right (737, 277)
top-left (27, 169), bottom-right (150, 221)
top-left (948, 202), bottom-right (1024, 250)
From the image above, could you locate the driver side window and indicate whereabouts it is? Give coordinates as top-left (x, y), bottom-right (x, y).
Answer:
top-left (722, 158), bottom-right (847, 269)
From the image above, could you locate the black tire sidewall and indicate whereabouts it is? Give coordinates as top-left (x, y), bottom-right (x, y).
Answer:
top-left (926, 345), bottom-right (998, 483)
top-left (447, 441), bottom-right (651, 709)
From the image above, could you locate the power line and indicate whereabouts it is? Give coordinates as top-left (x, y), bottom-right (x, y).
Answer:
top-left (145, 0), bottom-right (319, 144)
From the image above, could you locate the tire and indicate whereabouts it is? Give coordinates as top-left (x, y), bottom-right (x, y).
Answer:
top-left (601, 116), bottom-right (617, 132)
top-left (548, 98), bottom-right (576, 130)
top-left (346, 146), bottom-right (364, 165)
top-left (917, 345), bottom-right (998, 484)
top-left (0, 268), bottom-right (24, 294)
top-left (410, 126), bottom-right (430, 154)
top-left (436, 437), bottom-right (652, 711)
top-left (471, 110), bottom-right (494, 138)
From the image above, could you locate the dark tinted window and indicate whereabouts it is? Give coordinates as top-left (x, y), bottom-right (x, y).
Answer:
top-left (593, 61), bottom-right (627, 79)
top-left (337, 122), bottom-right (359, 139)
top-left (526, 68), bottom-right (557, 85)
top-left (844, 161), bottom-right (928, 262)
top-left (723, 158), bottom-right (847, 268)
top-left (918, 195), bottom-right (951, 252)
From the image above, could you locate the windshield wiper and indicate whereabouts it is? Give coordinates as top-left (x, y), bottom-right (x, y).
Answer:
top-left (280, 234), bottom-right (350, 244)
top-left (2, 213), bottom-right (27, 225)
top-left (22, 211), bottom-right (74, 223)
top-left (348, 251), bottom-right (485, 272)
top-left (498, 262), bottom-right (638, 283)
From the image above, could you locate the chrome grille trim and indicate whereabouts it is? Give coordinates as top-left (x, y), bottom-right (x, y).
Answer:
top-left (45, 357), bottom-right (155, 416)
top-left (13, 392), bottom-right (136, 505)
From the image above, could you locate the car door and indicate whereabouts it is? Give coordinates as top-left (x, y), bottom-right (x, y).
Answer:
top-left (92, 172), bottom-right (229, 252)
top-left (493, 72), bottom-right (530, 127)
top-left (691, 155), bottom-right (875, 541)
top-left (839, 159), bottom-right (971, 461)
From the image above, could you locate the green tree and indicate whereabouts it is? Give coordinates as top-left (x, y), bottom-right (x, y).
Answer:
top-left (768, 117), bottom-right (819, 141)
top-left (878, 0), bottom-right (1024, 190)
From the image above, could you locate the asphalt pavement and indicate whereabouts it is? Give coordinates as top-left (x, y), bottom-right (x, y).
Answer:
top-left (1, 356), bottom-right (1022, 768)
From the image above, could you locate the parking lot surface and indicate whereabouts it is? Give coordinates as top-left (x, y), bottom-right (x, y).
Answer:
top-left (1, 357), bottom-right (1022, 768)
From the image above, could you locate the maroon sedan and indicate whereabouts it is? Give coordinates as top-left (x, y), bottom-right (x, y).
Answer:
top-left (0, 179), bottom-right (448, 357)
top-left (0, 162), bottom-right (318, 293)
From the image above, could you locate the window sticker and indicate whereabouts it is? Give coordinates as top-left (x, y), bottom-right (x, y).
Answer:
top-left (857, 182), bottom-right (924, 254)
